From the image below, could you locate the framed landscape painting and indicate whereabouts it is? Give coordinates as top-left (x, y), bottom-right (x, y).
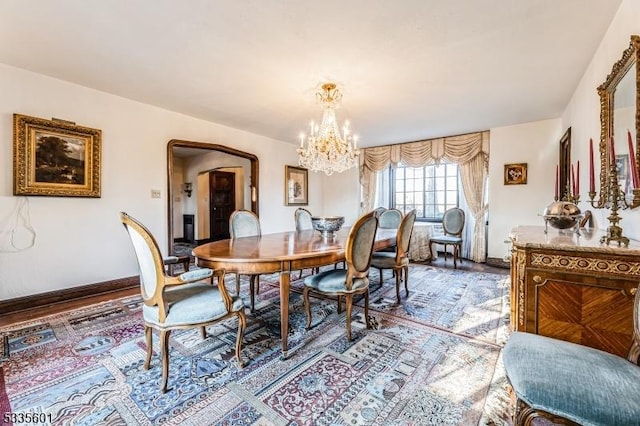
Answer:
top-left (13, 114), bottom-right (102, 197)
top-left (285, 165), bottom-right (308, 205)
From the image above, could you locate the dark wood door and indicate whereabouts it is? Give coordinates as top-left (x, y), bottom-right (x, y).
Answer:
top-left (210, 170), bottom-right (235, 240)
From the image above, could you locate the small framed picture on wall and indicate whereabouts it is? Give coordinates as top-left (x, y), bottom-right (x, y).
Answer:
top-left (285, 165), bottom-right (308, 205)
top-left (504, 163), bottom-right (528, 185)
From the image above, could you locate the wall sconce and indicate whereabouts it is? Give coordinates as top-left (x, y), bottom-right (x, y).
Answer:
top-left (183, 182), bottom-right (193, 198)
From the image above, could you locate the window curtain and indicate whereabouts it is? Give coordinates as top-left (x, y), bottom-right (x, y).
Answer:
top-left (359, 131), bottom-right (490, 262)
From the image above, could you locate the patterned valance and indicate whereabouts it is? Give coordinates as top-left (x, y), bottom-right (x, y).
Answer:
top-left (359, 131), bottom-right (490, 172)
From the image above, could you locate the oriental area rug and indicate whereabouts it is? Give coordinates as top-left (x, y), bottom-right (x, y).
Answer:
top-left (0, 264), bottom-right (513, 425)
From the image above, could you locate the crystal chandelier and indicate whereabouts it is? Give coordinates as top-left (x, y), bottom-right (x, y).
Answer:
top-left (297, 83), bottom-right (360, 175)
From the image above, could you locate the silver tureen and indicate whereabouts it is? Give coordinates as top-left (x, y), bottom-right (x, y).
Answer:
top-left (542, 201), bottom-right (583, 232)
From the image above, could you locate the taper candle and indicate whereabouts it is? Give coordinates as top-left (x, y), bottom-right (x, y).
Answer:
top-left (576, 160), bottom-right (580, 196)
top-left (589, 138), bottom-right (595, 193)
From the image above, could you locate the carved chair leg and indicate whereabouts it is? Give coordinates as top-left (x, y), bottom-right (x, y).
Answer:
top-left (404, 265), bottom-right (409, 297)
top-left (429, 240), bottom-right (434, 262)
top-left (453, 245), bottom-right (458, 269)
top-left (235, 273), bottom-right (241, 295)
top-left (395, 267), bottom-right (401, 303)
top-left (235, 311), bottom-right (247, 368)
top-left (379, 268), bottom-right (384, 286)
top-left (200, 326), bottom-right (207, 339)
top-left (345, 294), bottom-right (354, 341)
top-left (144, 325), bottom-right (153, 370)
top-left (303, 287), bottom-right (313, 330)
top-left (364, 290), bottom-right (371, 329)
top-left (337, 295), bottom-right (342, 314)
top-left (255, 275), bottom-right (260, 293)
top-left (160, 329), bottom-right (171, 393)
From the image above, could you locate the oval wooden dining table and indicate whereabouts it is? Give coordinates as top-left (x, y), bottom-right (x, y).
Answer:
top-left (192, 228), bottom-right (396, 359)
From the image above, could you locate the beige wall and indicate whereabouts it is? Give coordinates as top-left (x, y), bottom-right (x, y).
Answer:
top-left (562, 0), bottom-right (640, 241)
top-left (0, 63), bottom-right (321, 299)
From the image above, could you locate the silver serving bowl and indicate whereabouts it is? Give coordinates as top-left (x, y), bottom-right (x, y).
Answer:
top-left (543, 201), bottom-right (583, 229)
top-left (311, 216), bottom-right (345, 237)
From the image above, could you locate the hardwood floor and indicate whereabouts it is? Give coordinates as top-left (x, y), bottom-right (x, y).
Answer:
top-left (0, 287), bottom-right (138, 328)
top-left (0, 258), bottom-right (507, 328)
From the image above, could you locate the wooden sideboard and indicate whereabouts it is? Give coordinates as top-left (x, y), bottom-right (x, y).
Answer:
top-left (510, 226), bottom-right (640, 357)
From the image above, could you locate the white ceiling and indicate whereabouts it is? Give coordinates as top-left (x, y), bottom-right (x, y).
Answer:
top-left (0, 0), bottom-right (622, 148)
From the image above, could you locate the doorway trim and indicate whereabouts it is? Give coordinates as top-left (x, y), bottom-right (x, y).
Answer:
top-left (167, 139), bottom-right (259, 255)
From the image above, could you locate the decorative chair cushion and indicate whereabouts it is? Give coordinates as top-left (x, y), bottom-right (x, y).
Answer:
top-left (303, 269), bottom-right (368, 292)
top-left (179, 268), bottom-right (213, 282)
top-left (504, 332), bottom-right (640, 425)
top-left (371, 251), bottom-right (408, 268)
top-left (143, 282), bottom-right (244, 327)
top-left (429, 235), bottom-right (462, 244)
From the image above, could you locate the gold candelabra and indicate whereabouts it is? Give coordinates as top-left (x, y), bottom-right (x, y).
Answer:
top-left (588, 157), bottom-right (640, 247)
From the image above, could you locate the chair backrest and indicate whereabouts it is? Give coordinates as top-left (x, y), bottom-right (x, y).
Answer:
top-left (379, 208), bottom-right (403, 228)
top-left (396, 209), bottom-right (417, 259)
top-left (442, 208), bottom-right (465, 236)
top-left (345, 211), bottom-right (379, 280)
top-left (295, 208), bottom-right (313, 231)
top-left (120, 212), bottom-right (165, 303)
top-left (373, 206), bottom-right (387, 218)
top-left (230, 210), bottom-right (261, 238)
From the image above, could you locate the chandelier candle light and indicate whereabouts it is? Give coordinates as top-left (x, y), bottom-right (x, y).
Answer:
top-left (297, 83), bottom-right (360, 175)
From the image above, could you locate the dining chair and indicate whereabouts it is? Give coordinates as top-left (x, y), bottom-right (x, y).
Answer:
top-left (120, 212), bottom-right (246, 393)
top-left (230, 209), bottom-right (261, 311)
top-left (378, 208), bottom-right (402, 229)
top-left (302, 211), bottom-right (379, 341)
top-left (372, 206), bottom-right (387, 218)
top-left (503, 283), bottom-right (640, 425)
top-left (370, 209), bottom-right (416, 303)
top-left (428, 207), bottom-right (465, 268)
top-left (294, 208), bottom-right (320, 279)
top-left (378, 208), bottom-right (403, 253)
top-left (295, 207), bottom-right (313, 231)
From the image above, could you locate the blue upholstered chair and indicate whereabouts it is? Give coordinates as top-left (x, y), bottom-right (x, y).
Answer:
top-left (428, 207), bottom-right (465, 268)
top-left (377, 208), bottom-right (403, 253)
top-left (503, 284), bottom-right (640, 425)
top-left (230, 209), bottom-right (261, 311)
top-left (294, 208), bottom-right (320, 279)
top-left (370, 209), bottom-right (416, 303)
top-left (302, 211), bottom-right (379, 341)
top-left (295, 207), bottom-right (313, 232)
top-left (379, 208), bottom-right (402, 229)
top-left (120, 212), bottom-right (246, 393)
top-left (372, 206), bottom-right (387, 218)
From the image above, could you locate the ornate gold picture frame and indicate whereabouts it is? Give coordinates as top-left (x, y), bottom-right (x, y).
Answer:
top-left (13, 114), bottom-right (101, 197)
top-left (285, 165), bottom-right (308, 205)
top-left (504, 163), bottom-right (528, 185)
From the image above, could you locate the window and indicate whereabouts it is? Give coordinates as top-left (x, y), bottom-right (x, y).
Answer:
top-left (390, 162), bottom-right (459, 221)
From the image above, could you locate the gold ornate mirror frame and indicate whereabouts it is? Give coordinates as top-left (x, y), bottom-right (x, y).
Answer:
top-left (595, 35), bottom-right (640, 208)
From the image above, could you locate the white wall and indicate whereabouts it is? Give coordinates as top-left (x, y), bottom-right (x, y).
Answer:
top-left (0, 63), bottom-right (317, 299)
top-left (562, 0), bottom-right (640, 241)
top-left (487, 119), bottom-right (562, 258)
top-left (321, 167), bottom-right (361, 226)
